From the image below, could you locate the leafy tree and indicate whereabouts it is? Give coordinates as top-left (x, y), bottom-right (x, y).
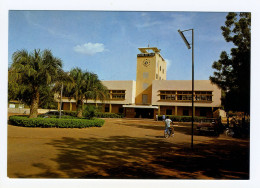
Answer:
top-left (83, 104), bottom-right (100, 119)
top-left (8, 80), bottom-right (57, 109)
top-left (38, 85), bottom-right (58, 109)
top-left (9, 49), bottom-right (63, 118)
top-left (210, 12), bottom-right (250, 114)
top-left (64, 67), bottom-right (109, 118)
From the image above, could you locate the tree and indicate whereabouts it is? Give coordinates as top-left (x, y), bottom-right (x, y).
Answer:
top-left (9, 49), bottom-right (63, 118)
top-left (64, 67), bottom-right (109, 118)
top-left (210, 12), bottom-right (250, 114)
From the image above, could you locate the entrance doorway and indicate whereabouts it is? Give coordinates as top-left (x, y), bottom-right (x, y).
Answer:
top-left (135, 108), bottom-right (154, 118)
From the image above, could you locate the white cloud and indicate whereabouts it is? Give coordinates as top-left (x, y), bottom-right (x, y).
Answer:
top-left (165, 59), bottom-right (172, 70)
top-left (73, 42), bottom-right (106, 55)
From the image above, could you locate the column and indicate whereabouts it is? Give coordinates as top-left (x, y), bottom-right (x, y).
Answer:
top-left (175, 106), bottom-right (178, 116)
top-left (69, 102), bottom-right (72, 111)
top-left (158, 105), bottom-right (160, 115)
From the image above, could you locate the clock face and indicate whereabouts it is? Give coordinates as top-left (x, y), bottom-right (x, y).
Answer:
top-left (143, 59), bottom-right (150, 67)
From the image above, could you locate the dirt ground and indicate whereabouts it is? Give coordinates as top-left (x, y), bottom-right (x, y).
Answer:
top-left (7, 116), bottom-right (249, 179)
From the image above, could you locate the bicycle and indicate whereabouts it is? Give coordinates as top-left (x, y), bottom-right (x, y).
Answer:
top-left (164, 127), bottom-right (174, 138)
top-left (225, 127), bottom-right (234, 137)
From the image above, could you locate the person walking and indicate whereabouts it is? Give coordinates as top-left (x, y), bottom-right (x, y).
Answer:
top-left (164, 116), bottom-right (174, 137)
top-left (162, 114), bottom-right (166, 121)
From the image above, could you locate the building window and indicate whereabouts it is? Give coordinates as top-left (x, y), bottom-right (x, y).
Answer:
top-left (159, 90), bottom-right (212, 102)
top-left (166, 109), bottom-right (172, 115)
top-left (200, 109), bottom-right (207, 117)
top-left (143, 83), bottom-right (149, 89)
top-left (156, 74), bottom-right (158, 79)
top-left (105, 106), bottom-right (109, 112)
top-left (119, 107), bottom-right (124, 114)
top-left (110, 90), bottom-right (125, 100)
top-left (160, 66), bottom-right (161, 71)
top-left (142, 94), bottom-right (148, 104)
top-left (143, 72), bottom-right (149, 79)
top-left (183, 109), bottom-right (189, 116)
top-left (195, 91), bottom-right (212, 102)
top-left (163, 69), bottom-right (164, 74)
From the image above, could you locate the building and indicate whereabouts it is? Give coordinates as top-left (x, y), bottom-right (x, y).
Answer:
top-left (57, 47), bottom-right (221, 118)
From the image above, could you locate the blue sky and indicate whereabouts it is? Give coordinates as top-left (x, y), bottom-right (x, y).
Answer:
top-left (8, 11), bottom-right (234, 81)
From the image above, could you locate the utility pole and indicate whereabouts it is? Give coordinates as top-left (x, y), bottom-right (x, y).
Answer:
top-left (178, 29), bottom-right (195, 149)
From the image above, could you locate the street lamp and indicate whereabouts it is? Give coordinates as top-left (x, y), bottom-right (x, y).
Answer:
top-left (178, 29), bottom-right (194, 149)
top-left (59, 82), bottom-right (63, 119)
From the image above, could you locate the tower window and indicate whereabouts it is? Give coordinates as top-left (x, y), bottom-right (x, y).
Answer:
top-left (143, 83), bottom-right (149, 89)
top-left (142, 94), bottom-right (148, 104)
top-left (163, 69), bottom-right (164, 74)
top-left (143, 72), bottom-right (149, 79)
top-left (160, 66), bottom-right (161, 71)
top-left (156, 74), bottom-right (158, 79)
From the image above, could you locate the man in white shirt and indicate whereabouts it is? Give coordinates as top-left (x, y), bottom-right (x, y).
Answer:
top-left (165, 116), bottom-right (174, 137)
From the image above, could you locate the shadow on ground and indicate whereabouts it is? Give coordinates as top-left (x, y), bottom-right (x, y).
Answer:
top-left (119, 121), bottom-right (220, 138)
top-left (15, 135), bottom-right (249, 179)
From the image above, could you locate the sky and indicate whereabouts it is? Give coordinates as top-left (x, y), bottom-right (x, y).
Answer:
top-left (8, 11), bottom-right (235, 81)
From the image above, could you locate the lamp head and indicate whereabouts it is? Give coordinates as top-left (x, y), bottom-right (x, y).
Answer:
top-left (178, 29), bottom-right (191, 49)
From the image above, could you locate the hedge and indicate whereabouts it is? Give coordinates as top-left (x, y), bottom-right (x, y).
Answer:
top-left (54, 111), bottom-right (124, 118)
top-left (95, 112), bottom-right (124, 118)
top-left (9, 116), bottom-right (105, 128)
top-left (158, 115), bottom-right (207, 122)
top-left (38, 115), bottom-right (78, 119)
top-left (63, 110), bottom-right (77, 117)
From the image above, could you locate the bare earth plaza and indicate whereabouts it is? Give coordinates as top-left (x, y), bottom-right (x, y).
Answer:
top-left (6, 11), bottom-right (251, 181)
top-left (8, 117), bottom-right (249, 179)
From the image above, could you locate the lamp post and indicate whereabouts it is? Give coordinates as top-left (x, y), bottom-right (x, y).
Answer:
top-left (59, 82), bottom-right (63, 119)
top-left (178, 29), bottom-right (194, 149)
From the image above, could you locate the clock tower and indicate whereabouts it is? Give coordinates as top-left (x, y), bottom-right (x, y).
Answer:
top-left (135, 47), bottom-right (167, 105)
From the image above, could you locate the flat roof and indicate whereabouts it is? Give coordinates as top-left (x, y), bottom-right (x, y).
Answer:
top-left (123, 105), bottom-right (158, 109)
top-left (138, 47), bottom-right (161, 53)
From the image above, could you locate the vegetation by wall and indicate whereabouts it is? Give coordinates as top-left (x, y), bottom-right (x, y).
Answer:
top-left (9, 115), bottom-right (105, 128)
top-left (157, 115), bottom-right (207, 122)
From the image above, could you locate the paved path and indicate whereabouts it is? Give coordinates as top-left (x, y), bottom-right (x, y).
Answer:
top-left (8, 118), bottom-right (249, 179)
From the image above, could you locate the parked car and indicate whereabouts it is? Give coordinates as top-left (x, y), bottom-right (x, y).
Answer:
top-left (196, 118), bottom-right (221, 135)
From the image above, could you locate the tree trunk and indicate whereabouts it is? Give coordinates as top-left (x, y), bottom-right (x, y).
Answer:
top-left (29, 90), bottom-right (39, 118)
top-left (76, 99), bottom-right (83, 118)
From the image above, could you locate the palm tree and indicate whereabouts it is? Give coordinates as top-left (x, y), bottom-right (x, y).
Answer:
top-left (9, 49), bottom-right (63, 118)
top-left (65, 68), bottom-right (109, 118)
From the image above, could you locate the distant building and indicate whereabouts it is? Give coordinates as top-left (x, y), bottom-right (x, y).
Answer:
top-left (8, 100), bottom-right (25, 109)
top-left (57, 47), bottom-right (221, 118)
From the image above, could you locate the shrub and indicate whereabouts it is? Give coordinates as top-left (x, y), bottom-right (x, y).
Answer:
top-left (63, 111), bottom-right (77, 117)
top-left (38, 115), bottom-right (78, 119)
top-left (158, 115), bottom-right (206, 122)
top-left (83, 105), bottom-right (99, 119)
top-left (9, 115), bottom-right (105, 128)
top-left (96, 112), bottom-right (124, 118)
